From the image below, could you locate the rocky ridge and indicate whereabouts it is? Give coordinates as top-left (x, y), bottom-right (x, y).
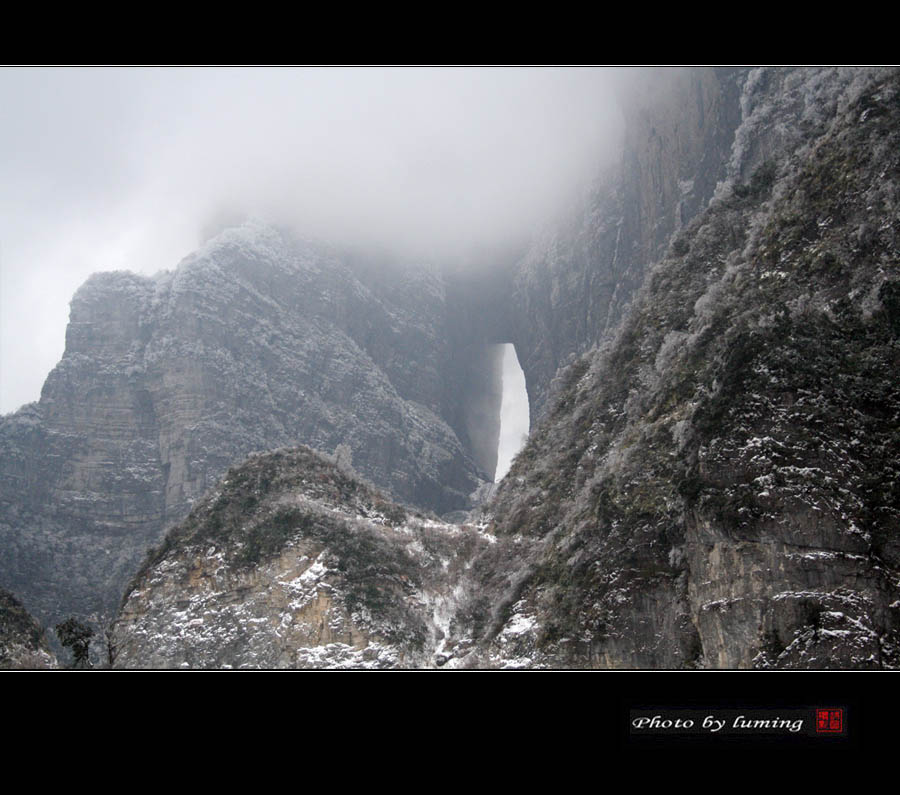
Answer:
top-left (111, 447), bottom-right (495, 668)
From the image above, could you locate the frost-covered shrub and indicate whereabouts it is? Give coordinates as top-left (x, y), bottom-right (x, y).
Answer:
top-left (655, 330), bottom-right (688, 374)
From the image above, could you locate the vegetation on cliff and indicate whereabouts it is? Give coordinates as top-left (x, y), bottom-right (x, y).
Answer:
top-left (474, 67), bottom-right (900, 668)
top-left (0, 588), bottom-right (57, 669)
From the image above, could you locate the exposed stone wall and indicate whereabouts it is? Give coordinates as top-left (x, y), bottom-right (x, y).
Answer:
top-left (471, 67), bottom-right (900, 669)
top-left (508, 68), bottom-right (746, 418)
top-left (0, 224), bottom-right (495, 627)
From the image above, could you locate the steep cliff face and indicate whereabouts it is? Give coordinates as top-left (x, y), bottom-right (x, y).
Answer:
top-left (0, 223), bottom-right (498, 627)
top-left (0, 68), bottom-right (742, 635)
top-left (8, 67), bottom-right (899, 669)
top-left (508, 68), bottom-right (746, 417)
top-left (464, 67), bottom-right (900, 668)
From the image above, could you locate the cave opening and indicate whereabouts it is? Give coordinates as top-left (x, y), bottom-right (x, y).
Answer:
top-left (495, 343), bottom-right (529, 482)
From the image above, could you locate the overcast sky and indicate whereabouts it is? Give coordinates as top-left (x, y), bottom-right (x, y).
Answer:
top-left (496, 343), bottom-right (530, 482)
top-left (0, 67), bottom-right (625, 414)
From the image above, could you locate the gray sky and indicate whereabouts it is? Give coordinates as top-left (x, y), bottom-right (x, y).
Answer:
top-left (0, 67), bottom-right (625, 414)
top-left (496, 343), bottom-right (530, 482)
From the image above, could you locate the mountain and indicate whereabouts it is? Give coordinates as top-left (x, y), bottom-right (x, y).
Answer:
top-left (4, 66), bottom-right (899, 668)
top-left (110, 447), bottom-right (493, 668)
top-left (466, 66), bottom-right (900, 668)
top-left (0, 225), bottom-right (503, 629)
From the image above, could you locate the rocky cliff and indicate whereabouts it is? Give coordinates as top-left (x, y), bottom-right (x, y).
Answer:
top-left (0, 224), bottom-right (501, 628)
top-left (0, 68), bottom-right (746, 636)
top-left (110, 447), bottom-right (495, 668)
top-left (507, 68), bottom-right (747, 417)
top-left (111, 66), bottom-right (900, 669)
top-left (7, 67), bottom-right (900, 669)
top-left (464, 66), bottom-right (900, 668)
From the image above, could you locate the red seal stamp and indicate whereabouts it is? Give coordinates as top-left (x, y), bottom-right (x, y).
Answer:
top-left (816, 708), bottom-right (843, 733)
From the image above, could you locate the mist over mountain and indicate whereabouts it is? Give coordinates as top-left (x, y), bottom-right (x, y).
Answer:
top-left (0, 67), bottom-right (623, 415)
top-left (2, 66), bottom-right (898, 669)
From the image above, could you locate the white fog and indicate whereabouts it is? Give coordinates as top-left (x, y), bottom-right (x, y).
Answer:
top-left (0, 67), bottom-right (626, 414)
